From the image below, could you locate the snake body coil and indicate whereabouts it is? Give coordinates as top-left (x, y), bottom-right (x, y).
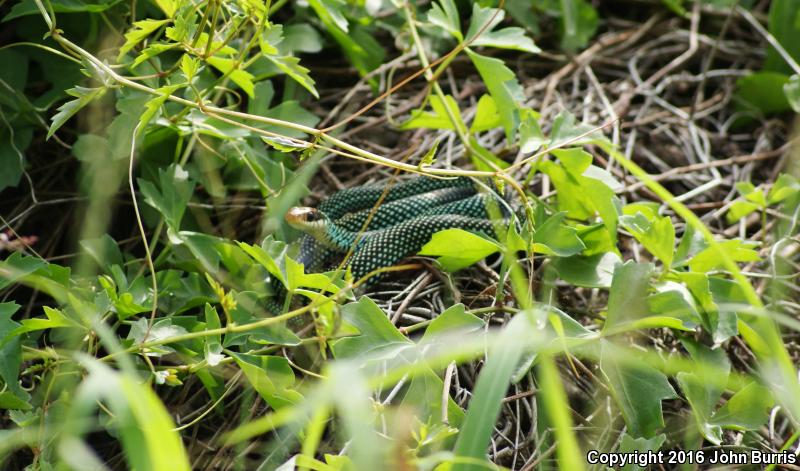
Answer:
top-left (286, 176), bottom-right (509, 283)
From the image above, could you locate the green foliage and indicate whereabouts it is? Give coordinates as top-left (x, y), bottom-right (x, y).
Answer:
top-left (0, 0), bottom-right (797, 468)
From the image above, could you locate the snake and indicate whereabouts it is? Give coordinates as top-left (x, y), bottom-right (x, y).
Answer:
top-left (285, 176), bottom-right (509, 284)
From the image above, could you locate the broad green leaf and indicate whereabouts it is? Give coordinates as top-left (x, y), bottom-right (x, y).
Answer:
top-left (620, 213), bottom-right (676, 268)
top-left (307, 0), bottom-right (384, 77)
top-left (519, 108), bottom-right (545, 153)
top-left (203, 304), bottom-right (224, 366)
top-left (548, 110), bottom-right (606, 148)
top-left (0, 391), bottom-right (31, 410)
top-left (465, 5), bottom-right (540, 54)
top-left (48, 86), bottom-right (107, 139)
top-left (558, 0), bottom-right (599, 51)
top-left (676, 339), bottom-right (731, 444)
top-left (0, 302), bottom-right (27, 400)
top-left (767, 173), bottom-right (800, 204)
top-left (330, 298), bottom-right (410, 359)
top-left (4, 0), bottom-right (121, 21)
top-left (137, 164), bottom-right (194, 234)
top-left (283, 24), bottom-right (323, 54)
top-left (726, 200), bottom-right (760, 223)
top-left (538, 159), bottom-right (619, 244)
top-left (128, 318), bottom-right (187, 357)
top-left (786, 74), bottom-right (800, 112)
top-left (551, 147), bottom-right (592, 174)
top-left (603, 262), bottom-right (653, 331)
top-left (688, 239), bottom-right (761, 273)
top-left (679, 272), bottom-right (738, 344)
top-left (131, 42), bottom-right (178, 68)
top-left (118, 19), bottom-right (171, 59)
top-left (553, 252), bottom-right (620, 288)
top-left (466, 50), bottom-right (524, 141)
top-left (619, 434), bottom-right (666, 471)
top-left (400, 95), bottom-right (466, 132)
top-left (264, 55), bottom-right (319, 99)
top-left (140, 84), bottom-right (182, 130)
top-left (422, 304), bottom-right (485, 340)
top-left (600, 341), bottom-right (677, 438)
top-left (532, 212), bottom-right (585, 257)
top-left (418, 228), bottom-right (501, 271)
top-left (764, 0), bottom-right (800, 75)
top-left (11, 306), bottom-right (81, 336)
top-left (736, 72), bottom-right (792, 115)
top-left (231, 353), bottom-right (303, 409)
top-left (207, 56), bottom-right (255, 98)
top-left (0, 126), bottom-right (32, 192)
top-left (428, 0), bottom-right (462, 40)
top-left (0, 252), bottom-right (46, 290)
top-left (673, 223), bottom-right (706, 268)
top-left (154, 0), bottom-right (177, 17)
top-left (709, 382), bottom-right (774, 430)
top-left (470, 95), bottom-right (502, 132)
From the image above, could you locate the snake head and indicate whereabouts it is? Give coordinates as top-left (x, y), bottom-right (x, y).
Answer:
top-left (285, 207), bottom-right (328, 234)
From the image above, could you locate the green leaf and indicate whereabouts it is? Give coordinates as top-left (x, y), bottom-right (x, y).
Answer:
top-left (603, 262), bottom-right (653, 332)
top-left (532, 212), bottom-right (585, 257)
top-left (548, 110), bottom-right (606, 148)
top-left (688, 239), bottom-right (761, 273)
top-left (307, 0), bottom-right (384, 77)
top-left (419, 139), bottom-right (440, 167)
top-left (140, 84), bottom-right (182, 130)
top-left (206, 56), bottom-right (255, 98)
top-left (400, 95), bottom-right (466, 132)
top-left (676, 339), bottom-right (730, 444)
top-left (679, 272), bottom-right (738, 344)
top-left (118, 19), bottom-right (171, 59)
top-left (763, 0), bottom-right (800, 75)
top-left (261, 136), bottom-right (311, 153)
top-left (0, 302), bottom-right (26, 400)
top-left (330, 298), bottom-right (410, 359)
top-left (709, 382), bottom-right (774, 430)
top-left (264, 54), bottom-right (319, 99)
top-left (620, 213), bottom-right (676, 268)
top-left (736, 72), bottom-right (792, 115)
top-left (0, 126), bottom-right (32, 192)
top-left (519, 108), bottom-right (545, 153)
top-left (11, 306), bottom-right (81, 336)
top-left (767, 173), bottom-right (800, 204)
top-left (428, 0), bottom-right (462, 41)
top-left (231, 353), bottom-right (303, 409)
top-left (71, 359), bottom-right (191, 471)
top-left (203, 304), bottom-right (224, 366)
top-left (48, 86), bottom-right (107, 140)
top-left (0, 391), bottom-right (31, 410)
top-left (137, 164), bottom-right (194, 235)
top-left (131, 42), bottom-right (179, 68)
top-left (453, 313), bottom-right (537, 470)
top-left (553, 252), bottom-right (620, 288)
top-left (786, 74), bottom-right (800, 112)
top-left (619, 434), bottom-right (666, 471)
top-left (470, 95), bottom-right (502, 132)
top-left (418, 228), bottom-right (501, 271)
top-left (465, 4), bottom-right (540, 54)
top-left (600, 341), bottom-right (677, 438)
top-left (422, 304), bottom-right (485, 340)
top-left (4, 0), bottom-right (121, 21)
top-left (726, 200), bottom-right (760, 223)
top-left (465, 50), bottom-right (523, 142)
top-left (558, 0), bottom-right (599, 51)
top-left (154, 0), bottom-right (178, 17)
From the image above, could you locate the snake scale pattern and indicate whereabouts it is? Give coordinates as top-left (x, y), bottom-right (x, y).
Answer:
top-left (286, 176), bottom-right (509, 283)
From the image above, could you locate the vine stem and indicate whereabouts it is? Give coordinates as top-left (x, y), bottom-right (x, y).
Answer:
top-left (128, 123), bottom-right (159, 345)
